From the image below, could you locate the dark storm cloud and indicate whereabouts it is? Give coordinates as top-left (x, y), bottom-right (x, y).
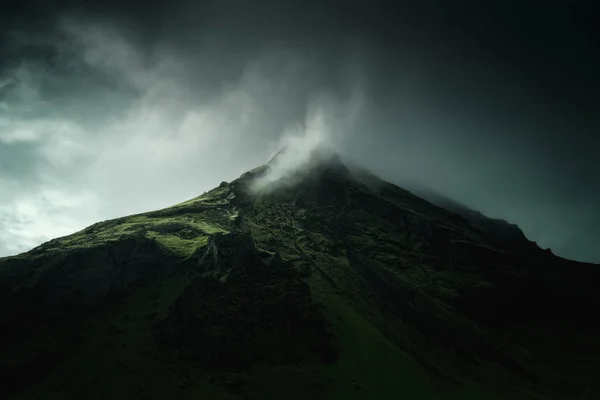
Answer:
top-left (0, 0), bottom-right (598, 262)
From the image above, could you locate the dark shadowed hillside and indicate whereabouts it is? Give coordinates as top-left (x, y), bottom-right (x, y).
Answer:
top-left (1, 152), bottom-right (599, 399)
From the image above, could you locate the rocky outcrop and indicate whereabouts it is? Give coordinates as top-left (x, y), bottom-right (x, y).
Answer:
top-left (154, 232), bottom-right (337, 369)
top-left (0, 237), bottom-right (174, 315)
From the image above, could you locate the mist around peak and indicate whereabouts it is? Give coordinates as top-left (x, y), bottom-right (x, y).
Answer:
top-left (249, 89), bottom-right (363, 193)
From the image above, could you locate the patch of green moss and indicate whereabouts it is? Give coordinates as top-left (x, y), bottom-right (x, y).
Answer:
top-left (33, 206), bottom-right (230, 257)
top-left (171, 185), bottom-right (231, 209)
top-left (146, 232), bottom-right (209, 257)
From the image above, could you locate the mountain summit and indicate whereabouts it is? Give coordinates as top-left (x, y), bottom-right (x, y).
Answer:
top-left (251, 145), bottom-right (350, 192)
top-left (1, 155), bottom-right (599, 399)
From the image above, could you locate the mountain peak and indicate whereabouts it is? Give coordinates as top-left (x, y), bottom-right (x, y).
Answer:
top-left (250, 145), bottom-right (350, 191)
top-left (267, 145), bottom-right (346, 170)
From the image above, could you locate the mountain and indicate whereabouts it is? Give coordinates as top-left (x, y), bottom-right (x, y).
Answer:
top-left (1, 152), bottom-right (599, 399)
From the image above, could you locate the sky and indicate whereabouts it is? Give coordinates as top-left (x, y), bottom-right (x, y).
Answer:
top-left (0, 1), bottom-right (598, 263)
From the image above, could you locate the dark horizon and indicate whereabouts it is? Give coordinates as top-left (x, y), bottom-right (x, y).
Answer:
top-left (1, 1), bottom-right (598, 263)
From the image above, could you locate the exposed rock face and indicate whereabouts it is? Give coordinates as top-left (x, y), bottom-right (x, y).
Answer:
top-left (0, 151), bottom-right (599, 399)
top-left (0, 236), bottom-right (171, 323)
top-left (154, 232), bottom-right (337, 370)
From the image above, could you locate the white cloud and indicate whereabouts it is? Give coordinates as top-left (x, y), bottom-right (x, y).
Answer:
top-left (251, 87), bottom-right (365, 191)
top-left (0, 188), bottom-right (101, 254)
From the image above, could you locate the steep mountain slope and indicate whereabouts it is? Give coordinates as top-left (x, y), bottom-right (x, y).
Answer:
top-left (1, 153), bottom-right (599, 399)
top-left (405, 184), bottom-right (543, 253)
